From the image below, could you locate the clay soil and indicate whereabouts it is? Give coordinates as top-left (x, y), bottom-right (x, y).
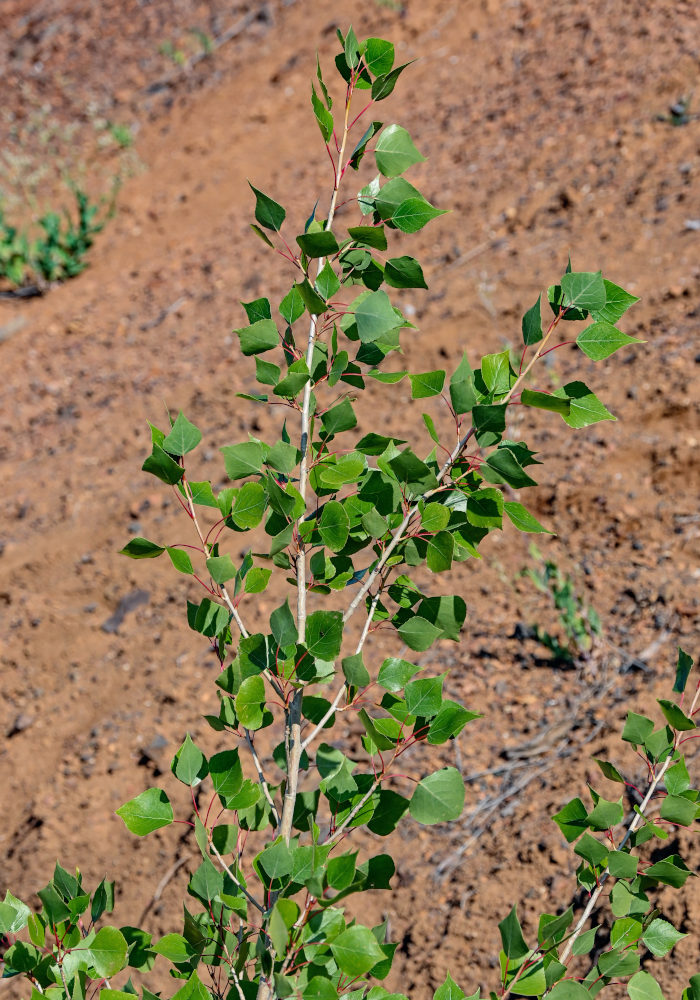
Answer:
top-left (1, 0), bottom-right (699, 997)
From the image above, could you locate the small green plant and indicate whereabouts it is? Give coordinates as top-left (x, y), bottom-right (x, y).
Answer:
top-left (0, 186), bottom-right (112, 289)
top-left (520, 543), bottom-right (601, 663)
top-left (2, 27), bottom-right (698, 1000)
top-left (107, 123), bottom-right (134, 149)
top-left (0, 210), bottom-right (31, 286)
top-left (656, 92), bottom-right (697, 126)
top-left (159, 39), bottom-right (187, 66)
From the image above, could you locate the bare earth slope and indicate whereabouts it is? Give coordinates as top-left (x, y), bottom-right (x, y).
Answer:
top-left (1, 1), bottom-right (699, 996)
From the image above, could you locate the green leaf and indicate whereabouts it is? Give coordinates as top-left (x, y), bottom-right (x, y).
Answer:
top-left (87, 927), bottom-right (128, 978)
top-left (311, 83), bottom-right (333, 142)
top-left (271, 599), bottom-right (297, 648)
top-left (297, 278), bottom-right (328, 316)
top-left (142, 445), bottom-right (184, 485)
top-left (173, 734), bottom-right (208, 787)
top-left (473, 403), bottom-right (506, 446)
top-left (522, 294), bottom-right (543, 345)
top-left (593, 758), bottom-right (625, 783)
top-left (236, 318), bottom-right (279, 356)
top-left (274, 359), bottom-right (311, 399)
top-left (560, 270), bottom-right (606, 312)
top-left (348, 121), bottom-right (383, 171)
top-left (321, 399), bottom-right (357, 436)
top-left (319, 501), bottom-right (350, 552)
top-left (330, 925), bottom-right (386, 977)
top-left (645, 854), bottom-right (692, 887)
top-left (117, 788), bottom-right (173, 836)
top-left (628, 971), bottom-right (666, 1000)
top-left (397, 616), bottom-right (442, 651)
top-left (410, 767), bottom-right (465, 824)
top-left (189, 857), bottom-right (224, 904)
top-left (316, 261), bottom-right (341, 301)
top-left (673, 648), bottom-right (694, 695)
top-left (365, 36), bottom-right (394, 74)
top-left (665, 758), bottom-right (690, 795)
top-left (206, 554), bottom-right (237, 584)
top-left (304, 979), bottom-right (337, 1000)
top-left (417, 594), bottom-right (466, 641)
top-left (232, 482), bottom-right (266, 529)
top-left (180, 480), bottom-right (218, 508)
top-left (279, 285), bottom-right (305, 325)
top-left (348, 225), bottom-right (388, 250)
top-left (589, 280), bottom-right (640, 324)
top-left (449, 353), bottom-right (477, 414)
top-left (235, 675), bottom-right (266, 730)
top-left (188, 597), bottom-right (229, 637)
top-left (622, 712), bottom-right (655, 745)
top-left (388, 448), bottom-right (438, 494)
top-left (421, 502), bottom-right (450, 532)
top-left (167, 547), bottom-right (194, 574)
top-left (484, 448), bottom-right (537, 489)
top-left (342, 653), bottom-right (370, 688)
top-left (548, 984), bottom-right (593, 1000)
top-left (354, 290), bottom-right (400, 343)
top-left (306, 610), bottom-right (343, 659)
top-left (209, 749), bottom-right (244, 800)
top-left (657, 699), bottom-right (696, 731)
top-left (552, 797), bottom-right (588, 842)
top-left (119, 537), bottom-right (165, 559)
top-left (553, 381), bottom-right (616, 429)
top-left (0, 893), bottom-right (30, 934)
top-left (392, 197), bottom-right (445, 233)
top-left (258, 839), bottom-right (294, 882)
top-left (375, 124), bottom-right (425, 178)
top-left (297, 230), bottom-right (339, 258)
top-left (378, 657), bottom-right (421, 692)
top-left (410, 370), bottom-right (446, 399)
top-left (372, 61), bottom-right (414, 101)
top-left (587, 794), bottom-right (623, 831)
top-left (244, 567), bottom-right (271, 595)
top-left (660, 794), bottom-right (697, 826)
top-left (481, 351), bottom-right (513, 394)
top-left (221, 441), bottom-right (264, 480)
top-left (162, 412), bottom-right (202, 456)
top-left (504, 501), bottom-right (552, 534)
top-left (249, 183), bottom-right (285, 231)
top-left (405, 675), bottom-right (444, 718)
top-left (576, 321), bottom-right (642, 360)
top-left (242, 297), bottom-right (271, 324)
top-left (152, 933), bottom-right (195, 964)
top-left (251, 223), bottom-right (274, 248)
top-left (426, 531), bottom-right (454, 572)
top-left (255, 357), bottom-right (281, 386)
top-left (385, 255), bottom-right (428, 289)
top-left (434, 974), bottom-right (466, 1000)
top-left (642, 918), bottom-right (686, 958)
top-left (427, 701), bottom-right (481, 744)
top-left (498, 905), bottom-right (528, 960)
top-left (574, 832), bottom-right (608, 867)
top-left (356, 431), bottom-right (407, 455)
top-left (520, 389), bottom-right (571, 415)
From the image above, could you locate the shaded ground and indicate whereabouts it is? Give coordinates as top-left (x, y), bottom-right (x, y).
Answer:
top-left (1, 0), bottom-right (699, 997)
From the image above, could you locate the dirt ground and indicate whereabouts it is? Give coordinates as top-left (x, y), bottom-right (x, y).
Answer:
top-left (1, 0), bottom-right (699, 997)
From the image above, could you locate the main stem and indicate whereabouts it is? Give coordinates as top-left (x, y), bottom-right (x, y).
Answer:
top-left (258, 91), bottom-right (353, 1000)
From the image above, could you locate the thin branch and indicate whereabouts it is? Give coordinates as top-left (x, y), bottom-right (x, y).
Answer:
top-left (209, 842), bottom-right (266, 914)
top-left (245, 731), bottom-right (280, 827)
top-left (301, 589), bottom-right (382, 752)
top-left (278, 91), bottom-right (353, 850)
top-left (343, 309), bottom-right (566, 628)
top-left (323, 773), bottom-right (383, 846)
